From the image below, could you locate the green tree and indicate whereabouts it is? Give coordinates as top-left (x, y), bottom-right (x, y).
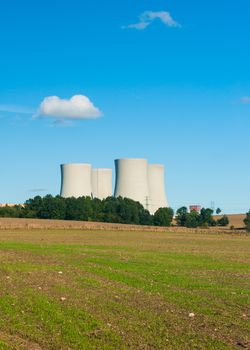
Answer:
top-left (244, 211), bottom-right (250, 232)
top-left (153, 207), bottom-right (174, 227)
top-left (216, 208), bottom-right (222, 215)
top-left (103, 197), bottom-right (121, 223)
top-left (37, 195), bottom-right (66, 219)
top-left (139, 209), bottom-right (153, 226)
top-left (216, 215), bottom-right (229, 227)
top-left (65, 197), bottom-right (93, 221)
top-left (24, 196), bottom-right (43, 217)
top-left (65, 197), bottom-right (82, 220)
top-left (175, 207), bottom-right (188, 226)
top-left (185, 211), bottom-right (200, 228)
top-left (91, 198), bottom-right (104, 222)
top-left (79, 196), bottom-right (94, 221)
top-left (0, 205), bottom-right (24, 218)
top-left (199, 208), bottom-right (216, 226)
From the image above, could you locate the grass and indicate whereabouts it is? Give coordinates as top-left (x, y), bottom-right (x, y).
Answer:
top-left (0, 229), bottom-right (249, 349)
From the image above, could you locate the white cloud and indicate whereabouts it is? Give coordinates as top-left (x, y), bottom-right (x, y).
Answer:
top-left (126, 21), bottom-right (150, 30)
top-left (36, 95), bottom-right (102, 120)
top-left (240, 96), bottom-right (250, 104)
top-left (123, 11), bottom-right (181, 30)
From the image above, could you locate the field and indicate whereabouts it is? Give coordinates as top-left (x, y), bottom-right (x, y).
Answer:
top-left (214, 214), bottom-right (246, 229)
top-left (0, 214), bottom-right (247, 231)
top-left (0, 228), bottom-right (249, 350)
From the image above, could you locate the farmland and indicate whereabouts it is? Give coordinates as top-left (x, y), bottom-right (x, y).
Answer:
top-left (0, 228), bottom-right (249, 349)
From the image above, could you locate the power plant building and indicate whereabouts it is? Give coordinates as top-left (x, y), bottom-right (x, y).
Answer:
top-left (114, 158), bottom-right (149, 209)
top-left (147, 164), bottom-right (168, 214)
top-left (60, 158), bottom-right (169, 214)
top-left (60, 163), bottom-right (92, 198)
top-left (114, 158), bottom-right (168, 214)
top-left (92, 168), bottom-right (112, 200)
top-left (60, 163), bottom-right (112, 200)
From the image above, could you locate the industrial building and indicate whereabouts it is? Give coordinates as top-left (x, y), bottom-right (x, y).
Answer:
top-left (92, 168), bottom-right (112, 200)
top-left (60, 163), bottom-right (112, 200)
top-left (147, 164), bottom-right (168, 214)
top-left (113, 158), bottom-right (168, 213)
top-left (60, 163), bottom-right (92, 198)
top-left (60, 158), bottom-right (168, 214)
top-left (114, 158), bottom-right (149, 208)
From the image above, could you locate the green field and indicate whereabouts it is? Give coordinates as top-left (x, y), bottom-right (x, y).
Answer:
top-left (0, 229), bottom-right (249, 349)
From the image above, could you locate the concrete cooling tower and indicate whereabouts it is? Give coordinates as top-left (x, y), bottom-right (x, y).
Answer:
top-left (114, 158), bottom-right (149, 209)
top-left (60, 159), bottom-right (169, 214)
top-left (92, 168), bottom-right (112, 200)
top-left (60, 163), bottom-right (92, 198)
top-left (148, 164), bottom-right (168, 214)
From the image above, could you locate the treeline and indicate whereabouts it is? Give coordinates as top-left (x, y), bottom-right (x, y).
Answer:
top-left (1, 195), bottom-right (248, 229)
top-left (175, 207), bottom-right (229, 228)
top-left (0, 195), bottom-right (174, 227)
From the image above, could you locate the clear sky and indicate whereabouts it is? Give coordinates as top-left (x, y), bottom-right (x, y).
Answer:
top-left (0, 0), bottom-right (249, 213)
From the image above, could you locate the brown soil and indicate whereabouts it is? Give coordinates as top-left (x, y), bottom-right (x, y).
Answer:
top-left (0, 216), bottom-right (247, 233)
top-left (214, 214), bottom-right (246, 229)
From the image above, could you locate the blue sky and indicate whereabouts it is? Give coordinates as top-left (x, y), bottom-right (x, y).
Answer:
top-left (0, 0), bottom-right (250, 213)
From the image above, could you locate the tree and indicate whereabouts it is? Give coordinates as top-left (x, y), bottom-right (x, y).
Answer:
top-left (153, 207), bottom-right (174, 227)
top-left (24, 196), bottom-right (43, 217)
top-left (139, 209), bottom-right (153, 226)
top-left (37, 195), bottom-right (66, 219)
top-left (117, 197), bottom-right (140, 224)
top-left (4, 194), bottom-right (227, 229)
top-left (199, 208), bottom-right (216, 226)
top-left (175, 207), bottom-right (188, 226)
top-left (103, 197), bottom-right (121, 223)
top-left (79, 196), bottom-right (94, 221)
top-left (65, 197), bottom-right (93, 221)
top-left (244, 211), bottom-right (250, 232)
top-left (216, 208), bottom-right (222, 215)
top-left (217, 215), bottom-right (229, 227)
top-left (185, 211), bottom-right (200, 228)
top-left (0, 205), bottom-right (24, 218)
top-left (65, 197), bottom-right (82, 220)
top-left (91, 198), bottom-right (104, 222)
top-left (175, 206), bottom-right (218, 228)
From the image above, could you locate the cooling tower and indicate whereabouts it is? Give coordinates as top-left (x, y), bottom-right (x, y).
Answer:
top-left (114, 158), bottom-right (149, 210)
top-left (92, 168), bottom-right (112, 200)
top-left (148, 164), bottom-right (168, 214)
top-left (60, 163), bottom-right (92, 198)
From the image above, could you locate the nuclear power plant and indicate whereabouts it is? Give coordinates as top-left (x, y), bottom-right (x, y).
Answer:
top-left (60, 158), bottom-right (168, 214)
top-left (60, 163), bottom-right (92, 198)
top-left (91, 168), bottom-right (113, 200)
top-left (60, 164), bottom-right (112, 199)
